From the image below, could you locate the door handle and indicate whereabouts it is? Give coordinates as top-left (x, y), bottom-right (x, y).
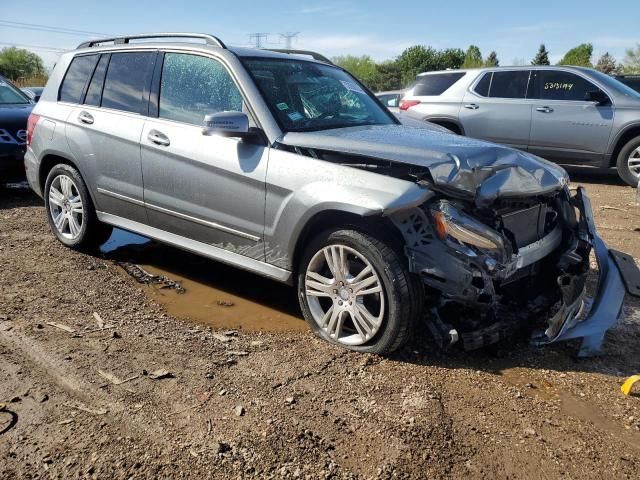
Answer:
top-left (78, 111), bottom-right (94, 125)
top-left (148, 130), bottom-right (170, 147)
top-left (464, 104), bottom-right (479, 110)
top-left (536, 106), bottom-right (554, 113)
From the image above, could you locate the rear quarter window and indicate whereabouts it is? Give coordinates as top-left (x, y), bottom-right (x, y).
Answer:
top-left (59, 54), bottom-right (99, 103)
top-left (413, 72), bottom-right (466, 96)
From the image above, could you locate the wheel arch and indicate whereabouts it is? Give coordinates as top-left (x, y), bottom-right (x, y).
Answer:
top-left (423, 116), bottom-right (464, 135)
top-left (609, 124), bottom-right (640, 167)
top-left (291, 209), bottom-right (407, 281)
top-left (39, 153), bottom-right (99, 209)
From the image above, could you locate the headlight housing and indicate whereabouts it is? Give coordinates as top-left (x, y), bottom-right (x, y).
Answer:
top-left (431, 201), bottom-right (507, 260)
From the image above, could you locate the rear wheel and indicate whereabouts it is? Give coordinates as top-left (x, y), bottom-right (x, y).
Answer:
top-left (44, 164), bottom-right (112, 250)
top-left (616, 136), bottom-right (640, 187)
top-left (297, 228), bottom-right (420, 354)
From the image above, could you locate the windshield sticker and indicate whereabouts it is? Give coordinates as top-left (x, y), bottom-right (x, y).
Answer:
top-left (276, 102), bottom-right (289, 111)
top-left (544, 82), bottom-right (574, 91)
top-left (288, 111), bottom-right (304, 121)
top-left (340, 80), bottom-right (365, 94)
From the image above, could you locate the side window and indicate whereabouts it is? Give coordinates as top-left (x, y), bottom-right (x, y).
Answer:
top-left (488, 71), bottom-right (530, 99)
top-left (533, 70), bottom-right (598, 101)
top-left (159, 53), bottom-right (243, 125)
top-left (84, 54), bottom-right (109, 106)
top-left (474, 72), bottom-right (491, 97)
top-left (413, 72), bottom-right (466, 96)
top-left (102, 52), bottom-right (156, 114)
top-left (59, 54), bottom-right (99, 103)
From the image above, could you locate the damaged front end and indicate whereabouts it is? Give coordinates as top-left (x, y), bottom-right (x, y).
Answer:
top-left (391, 185), bottom-right (639, 357)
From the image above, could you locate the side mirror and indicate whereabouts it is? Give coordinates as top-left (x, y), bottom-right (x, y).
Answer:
top-left (202, 111), bottom-right (249, 138)
top-left (585, 89), bottom-right (609, 104)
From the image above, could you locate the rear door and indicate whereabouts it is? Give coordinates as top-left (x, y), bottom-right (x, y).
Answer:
top-left (459, 70), bottom-right (533, 150)
top-left (64, 51), bottom-right (156, 223)
top-left (140, 52), bottom-right (267, 259)
top-left (528, 69), bottom-right (614, 164)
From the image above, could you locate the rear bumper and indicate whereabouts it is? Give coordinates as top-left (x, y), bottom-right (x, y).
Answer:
top-left (23, 147), bottom-right (42, 197)
top-left (534, 187), bottom-right (640, 356)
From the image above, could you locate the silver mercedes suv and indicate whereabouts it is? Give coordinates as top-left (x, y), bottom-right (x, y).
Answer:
top-left (25, 33), bottom-right (639, 356)
top-left (400, 66), bottom-right (640, 186)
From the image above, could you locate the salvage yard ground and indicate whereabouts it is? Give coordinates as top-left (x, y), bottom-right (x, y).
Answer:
top-left (1, 169), bottom-right (640, 479)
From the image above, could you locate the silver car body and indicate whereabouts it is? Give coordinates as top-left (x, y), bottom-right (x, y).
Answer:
top-left (402, 66), bottom-right (640, 169)
top-left (25, 38), bottom-right (639, 355)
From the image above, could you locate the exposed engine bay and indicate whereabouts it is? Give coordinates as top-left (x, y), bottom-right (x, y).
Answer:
top-left (277, 129), bottom-right (639, 356)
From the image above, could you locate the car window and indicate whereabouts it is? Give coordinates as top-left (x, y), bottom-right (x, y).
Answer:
top-left (101, 52), bottom-right (155, 114)
top-left (0, 77), bottom-right (31, 104)
top-left (531, 70), bottom-right (599, 101)
top-left (84, 54), bottom-right (109, 107)
top-left (413, 72), bottom-right (465, 96)
top-left (59, 54), bottom-right (99, 103)
top-left (377, 94), bottom-right (399, 107)
top-left (159, 53), bottom-right (243, 125)
top-left (488, 71), bottom-right (530, 99)
top-left (243, 57), bottom-right (395, 133)
top-left (473, 72), bottom-right (491, 97)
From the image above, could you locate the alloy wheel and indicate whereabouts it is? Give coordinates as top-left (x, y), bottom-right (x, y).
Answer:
top-left (304, 244), bottom-right (385, 346)
top-left (48, 174), bottom-right (84, 240)
top-left (629, 147), bottom-right (640, 179)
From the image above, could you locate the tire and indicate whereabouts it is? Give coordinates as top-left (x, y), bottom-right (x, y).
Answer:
top-left (44, 164), bottom-right (112, 250)
top-left (297, 228), bottom-right (421, 355)
top-left (615, 135), bottom-right (640, 187)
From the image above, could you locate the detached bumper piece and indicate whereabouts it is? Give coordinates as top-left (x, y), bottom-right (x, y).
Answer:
top-left (533, 187), bottom-right (640, 357)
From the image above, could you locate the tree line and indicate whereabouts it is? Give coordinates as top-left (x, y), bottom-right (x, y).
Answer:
top-left (1, 42), bottom-right (639, 91)
top-left (334, 43), bottom-right (640, 92)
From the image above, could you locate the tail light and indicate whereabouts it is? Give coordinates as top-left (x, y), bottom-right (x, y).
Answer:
top-left (26, 113), bottom-right (40, 146)
top-left (399, 100), bottom-right (420, 111)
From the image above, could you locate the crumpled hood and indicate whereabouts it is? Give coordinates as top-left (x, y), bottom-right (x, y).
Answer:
top-left (279, 125), bottom-right (569, 206)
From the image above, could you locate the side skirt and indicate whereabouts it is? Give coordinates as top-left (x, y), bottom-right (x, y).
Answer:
top-left (96, 211), bottom-right (293, 284)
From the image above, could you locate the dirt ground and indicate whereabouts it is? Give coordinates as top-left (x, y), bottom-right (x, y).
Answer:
top-left (1, 169), bottom-right (639, 479)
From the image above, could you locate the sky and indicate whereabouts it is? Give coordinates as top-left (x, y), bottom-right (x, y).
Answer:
top-left (0, 0), bottom-right (638, 71)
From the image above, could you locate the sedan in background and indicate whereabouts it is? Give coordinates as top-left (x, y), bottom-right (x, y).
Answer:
top-left (375, 90), bottom-right (404, 113)
top-left (0, 75), bottom-right (33, 184)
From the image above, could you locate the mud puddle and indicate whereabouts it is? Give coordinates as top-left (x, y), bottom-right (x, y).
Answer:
top-left (102, 229), bottom-right (307, 332)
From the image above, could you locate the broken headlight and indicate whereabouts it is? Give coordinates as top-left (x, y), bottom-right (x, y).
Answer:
top-left (431, 201), bottom-right (507, 261)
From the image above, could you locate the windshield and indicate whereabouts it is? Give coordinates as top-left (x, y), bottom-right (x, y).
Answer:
top-left (242, 57), bottom-right (397, 132)
top-left (0, 77), bottom-right (31, 105)
top-left (588, 70), bottom-right (640, 99)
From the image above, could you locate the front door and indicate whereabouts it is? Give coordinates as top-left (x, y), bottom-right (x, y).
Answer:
top-left (528, 70), bottom-right (614, 164)
top-left (140, 52), bottom-right (267, 260)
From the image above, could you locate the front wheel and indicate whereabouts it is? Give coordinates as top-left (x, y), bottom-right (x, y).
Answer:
top-left (297, 229), bottom-right (421, 355)
top-left (616, 136), bottom-right (640, 187)
top-left (44, 164), bottom-right (112, 250)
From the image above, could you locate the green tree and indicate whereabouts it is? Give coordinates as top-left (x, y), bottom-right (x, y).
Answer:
top-left (396, 45), bottom-right (440, 84)
top-left (0, 47), bottom-right (46, 81)
top-left (332, 55), bottom-right (379, 89)
top-left (484, 51), bottom-right (499, 67)
top-left (619, 43), bottom-right (640, 74)
top-left (437, 48), bottom-right (465, 70)
top-left (531, 44), bottom-right (550, 65)
top-left (462, 45), bottom-right (483, 68)
top-left (558, 43), bottom-right (593, 67)
top-left (371, 60), bottom-right (403, 91)
top-left (595, 52), bottom-right (617, 75)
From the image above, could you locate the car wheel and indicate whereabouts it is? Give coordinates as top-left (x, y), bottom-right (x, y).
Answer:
top-left (616, 136), bottom-right (640, 187)
top-left (297, 228), bottom-right (421, 355)
top-left (44, 164), bottom-right (112, 250)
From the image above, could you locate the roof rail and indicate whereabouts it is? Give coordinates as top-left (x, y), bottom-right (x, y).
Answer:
top-left (77, 33), bottom-right (226, 49)
top-left (264, 49), bottom-right (333, 65)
